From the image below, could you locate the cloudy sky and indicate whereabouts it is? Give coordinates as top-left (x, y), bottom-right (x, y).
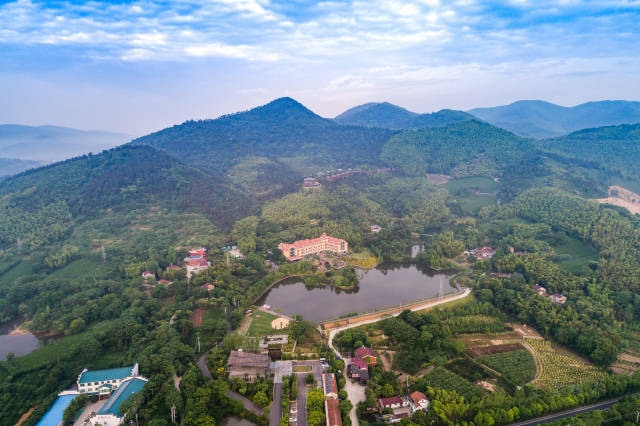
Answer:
top-left (1, 0), bottom-right (639, 135)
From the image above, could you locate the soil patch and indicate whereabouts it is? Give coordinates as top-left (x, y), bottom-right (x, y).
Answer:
top-left (271, 318), bottom-right (289, 330)
top-left (509, 323), bottom-right (542, 339)
top-left (619, 353), bottom-right (640, 364)
top-left (189, 309), bottom-right (204, 327)
top-left (467, 343), bottom-right (524, 358)
top-left (476, 380), bottom-right (496, 392)
top-left (596, 186), bottom-right (640, 215)
top-left (15, 405), bottom-right (37, 426)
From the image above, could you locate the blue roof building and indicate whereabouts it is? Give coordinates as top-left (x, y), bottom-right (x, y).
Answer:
top-left (77, 364), bottom-right (139, 395)
top-left (93, 378), bottom-right (147, 426)
top-left (36, 394), bottom-right (76, 426)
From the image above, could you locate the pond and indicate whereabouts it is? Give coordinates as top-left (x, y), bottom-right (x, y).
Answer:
top-left (258, 263), bottom-right (455, 322)
top-left (0, 317), bottom-right (40, 361)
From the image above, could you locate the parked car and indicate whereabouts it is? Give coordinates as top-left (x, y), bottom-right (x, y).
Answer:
top-left (290, 409), bottom-right (297, 414)
top-left (289, 417), bottom-right (297, 422)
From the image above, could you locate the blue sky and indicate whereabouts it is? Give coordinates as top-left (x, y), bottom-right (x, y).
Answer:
top-left (1, 0), bottom-right (639, 135)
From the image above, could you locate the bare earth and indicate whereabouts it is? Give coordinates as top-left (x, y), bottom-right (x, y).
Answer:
top-left (14, 405), bottom-right (37, 426)
top-left (271, 318), bottom-right (290, 330)
top-left (596, 186), bottom-right (640, 215)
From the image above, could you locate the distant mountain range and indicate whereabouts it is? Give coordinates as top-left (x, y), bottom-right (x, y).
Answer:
top-left (0, 124), bottom-right (130, 162)
top-left (0, 157), bottom-right (44, 178)
top-left (334, 102), bottom-right (474, 129)
top-left (468, 100), bottom-right (640, 139)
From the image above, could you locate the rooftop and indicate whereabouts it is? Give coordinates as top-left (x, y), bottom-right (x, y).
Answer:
top-left (97, 378), bottom-right (146, 416)
top-left (355, 346), bottom-right (376, 358)
top-left (78, 366), bottom-right (134, 384)
top-left (409, 391), bottom-right (427, 404)
top-left (35, 394), bottom-right (76, 426)
top-left (228, 351), bottom-right (270, 368)
top-left (379, 396), bottom-right (403, 407)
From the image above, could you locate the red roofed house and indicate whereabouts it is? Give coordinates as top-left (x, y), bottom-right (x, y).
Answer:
top-left (348, 358), bottom-right (369, 383)
top-left (408, 391), bottom-right (429, 413)
top-left (189, 248), bottom-right (207, 257)
top-left (141, 271), bottom-right (154, 280)
top-left (354, 346), bottom-right (377, 366)
top-left (279, 233), bottom-right (348, 261)
top-left (158, 279), bottom-right (173, 285)
top-left (185, 254), bottom-right (211, 279)
top-left (167, 264), bottom-right (181, 270)
top-left (325, 398), bottom-right (342, 426)
top-left (378, 397), bottom-right (407, 410)
top-left (201, 283), bottom-right (215, 292)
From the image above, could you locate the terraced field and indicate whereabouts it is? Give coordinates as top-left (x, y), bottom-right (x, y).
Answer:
top-left (477, 349), bottom-right (536, 386)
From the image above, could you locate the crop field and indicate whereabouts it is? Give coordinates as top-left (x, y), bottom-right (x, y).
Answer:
top-left (423, 366), bottom-right (483, 400)
top-left (466, 343), bottom-right (524, 357)
top-left (526, 338), bottom-right (607, 389)
top-left (477, 349), bottom-right (536, 386)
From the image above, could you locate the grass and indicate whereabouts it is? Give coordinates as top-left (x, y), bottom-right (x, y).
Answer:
top-left (444, 176), bottom-right (499, 215)
top-left (49, 257), bottom-right (110, 281)
top-left (477, 349), bottom-right (536, 386)
top-left (416, 292), bottom-right (475, 313)
top-left (526, 338), bottom-right (607, 389)
top-left (246, 311), bottom-right (283, 337)
top-left (0, 258), bottom-right (39, 290)
top-left (444, 176), bottom-right (498, 194)
top-left (552, 236), bottom-right (598, 274)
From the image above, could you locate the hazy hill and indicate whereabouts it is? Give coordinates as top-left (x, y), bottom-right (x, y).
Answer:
top-left (469, 100), bottom-right (640, 138)
top-left (334, 102), bottom-right (474, 129)
top-left (0, 124), bottom-right (130, 162)
top-left (0, 145), bottom-right (249, 250)
top-left (381, 120), bottom-right (532, 177)
top-left (0, 157), bottom-right (43, 178)
top-left (539, 123), bottom-right (640, 180)
top-left (130, 98), bottom-right (396, 197)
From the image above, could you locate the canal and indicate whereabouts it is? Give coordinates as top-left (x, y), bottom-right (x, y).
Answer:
top-left (257, 263), bottom-right (455, 322)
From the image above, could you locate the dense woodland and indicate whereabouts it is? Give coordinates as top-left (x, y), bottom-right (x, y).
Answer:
top-left (2, 98), bottom-right (640, 425)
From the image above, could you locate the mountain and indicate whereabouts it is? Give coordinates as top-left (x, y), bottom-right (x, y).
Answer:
top-left (469, 100), bottom-right (640, 138)
top-left (0, 145), bottom-right (249, 251)
top-left (539, 123), bottom-right (640, 180)
top-left (130, 97), bottom-right (396, 196)
top-left (381, 120), bottom-right (533, 177)
top-left (334, 102), bottom-right (474, 129)
top-left (0, 157), bottom-right (43, 178)
top-left (0, 124), bottom-right (130, 162)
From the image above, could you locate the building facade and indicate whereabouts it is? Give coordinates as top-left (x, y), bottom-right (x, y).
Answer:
top-left (77, 364), bottom-right (140, 396)
top-left (279, 233), bottom-right (349, 261)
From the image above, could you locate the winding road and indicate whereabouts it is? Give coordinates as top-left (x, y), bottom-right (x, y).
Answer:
top-left (326, 287), bottom-right (472, 426)
top-left (509, 396), bottom-right (623, 426)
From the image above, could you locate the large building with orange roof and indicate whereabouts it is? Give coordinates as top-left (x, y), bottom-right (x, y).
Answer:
top-left (278, 233), bottom-right (348, 261)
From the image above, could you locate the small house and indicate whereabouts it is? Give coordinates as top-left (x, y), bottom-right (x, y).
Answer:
top-left (325, 398), bottom-right (342, 426)
top-left (227, 350), bottom-right (270, 382)
top-left (370, 225), bottom-right (382, 233)
top-left (534, 284), bottom-right (547, 297)
top-left (141, 271), bottom-right (154, 279)
top-left (408, 391), bottom-right (429, 413)
top-left (354, 346), bottom-right (377, 365)
top-left (378, 396), bottom-right (408, 410)
top-left (550, 294), bottom-right (567, 304)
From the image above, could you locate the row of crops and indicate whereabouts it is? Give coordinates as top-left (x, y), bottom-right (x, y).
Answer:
top-left (423, 366), bottom-right (484, 400)
top-left (477, 349), bottom-right (536, 386)
top-left (526, 338), bottom-right (607, 389)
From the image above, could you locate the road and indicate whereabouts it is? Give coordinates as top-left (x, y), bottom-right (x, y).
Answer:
top-left (509, 396), bottom-right (621, 426)
top-left (270, 383), bottom-right (283, 426)
top-left (296, 374), bottom-right (309, 426)
top-left (327, 287), bottom-right (472, 426)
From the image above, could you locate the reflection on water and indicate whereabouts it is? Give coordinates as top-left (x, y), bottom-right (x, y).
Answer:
top-left (0, 317), bottom-right (40, 361)
top-left (258, 263), bottom-right (454, 322)
top-left (410, 244), bottom-right (425, 258)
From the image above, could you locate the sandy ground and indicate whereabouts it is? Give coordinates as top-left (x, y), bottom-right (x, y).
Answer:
top-left (9, 327), bottom-right (30, 336)
top-left (596, 186), bottom-right (640, 215)
top-left (271, 318), bottom-right (290, 330)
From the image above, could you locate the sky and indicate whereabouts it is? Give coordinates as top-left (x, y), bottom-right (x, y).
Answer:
top-left (1, 0), bottom-right (639, 136)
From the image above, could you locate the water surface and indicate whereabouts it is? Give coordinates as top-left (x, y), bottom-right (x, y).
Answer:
top-left (258, 263), bottom-right (454, 322)
top-left (0, 317), bottom-right (40, 361)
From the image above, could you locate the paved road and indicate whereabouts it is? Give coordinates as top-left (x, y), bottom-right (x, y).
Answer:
top-left (270, 383), bottom-right (283, 426)
top-left (197, 353), bottom-right (213, 379)
top-left (509, 397), bottom-right (621, 426)
top-left (326, 287), bottom-right (472, 426)
top-left (296, 374), bottom-right (309, 426)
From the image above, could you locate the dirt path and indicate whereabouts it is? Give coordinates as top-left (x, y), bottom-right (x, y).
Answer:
top-left (14, 405), bottom-right (37, 426)
top-left (522, 340), bottom-right (541, 385)
top-left (236, 314), bottom-right (253, 335)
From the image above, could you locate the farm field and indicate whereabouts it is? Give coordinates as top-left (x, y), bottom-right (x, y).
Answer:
top-left (422, 366), bottom-right (484, 400)
top-left (477, 349), bottom-right (536, 386)
top-left (526, 338), bottom-right (607, 389)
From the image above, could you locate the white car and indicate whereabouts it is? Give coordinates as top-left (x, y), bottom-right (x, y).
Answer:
top-left (289, 417), bottom-right (297, 422)
top-left (290, 409), bottom-right (297, 414)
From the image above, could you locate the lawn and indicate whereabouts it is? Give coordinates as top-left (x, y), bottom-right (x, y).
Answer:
top-left (477, 349), bottom-right (536, 386)
top-left (552, 236), bottom-right (598, 274)
top-left (247, 311), bottom-right (284, 337)
top-left (444, 176), bottom-right (498, 194)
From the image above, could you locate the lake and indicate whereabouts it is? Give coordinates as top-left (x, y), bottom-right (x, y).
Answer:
top-left (258, 263), bottom-right (455, 322)
top-left (0, 317), bottom-right (40, 361)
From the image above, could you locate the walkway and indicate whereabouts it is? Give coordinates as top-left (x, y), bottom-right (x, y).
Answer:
top-left (326, 287), bottom-right (472, 426)
top-left (227, 389), bottom-right (265, 416)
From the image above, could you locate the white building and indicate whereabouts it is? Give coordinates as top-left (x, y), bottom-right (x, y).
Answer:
top-left (77, 364), bottom-right (140, 396)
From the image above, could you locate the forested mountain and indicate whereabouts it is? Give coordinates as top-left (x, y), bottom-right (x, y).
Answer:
top-left (469, 100), bottom-right (640, 138)
top-left (334, 101), bottom-right (474, 129)
top-left (539, 123), bottom-right (640, 180)
top-left (381, 120), bottom-right (533, 177)
top-left (131, 97), bottom-right (396, 177)
top-left (0, 124), bottom-right (129, 162)
top-left (0, 157), bottom-right (43, 178)
top-left (0, 145), bottom-right (249, 251)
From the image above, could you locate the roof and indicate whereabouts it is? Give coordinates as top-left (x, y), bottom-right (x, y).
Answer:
top-left (323, 373), bottom-right (337, 395)
top-left (97, 378), bottom-right (146, 416)
top-left (354, 346), bottom-right (376, 358)
top-left (351, 358), bottom-right (368, 369)
top-left (359, 369), bottom-right (369, 380)
top-left (379, 396), bottom-right (403, 407)
top-left (78, 366), bottom-right (134, 384)
top-left (409, 391), bottom-right (427, 404)
top-left (326, 398), bottom-right (342, 426)
top-left (228, 351), bottom-right (270, 369)
top-left (35, 394), bottom-right (76, 426)
top-left (167, 264), bottom-right (181, 269)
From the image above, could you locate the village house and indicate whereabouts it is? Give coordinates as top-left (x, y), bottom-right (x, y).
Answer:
top-left (370, 225), bottom-right (382, 233)
top-left (348, 358), bottom-right (369, 383)
top-left (200, 282), bottom-right (215, 292)
top-left (141, 271), bottom-right (154, 280)
top-left (303, 177), bottom-right (321, 189)
top-left (550, 293), bottom-right (567, 304)
top-left (378, 396), bottom-right (411, 424)
top-left (465, 246), bottom-right (496, 259)
top-left (227, 350), bottom-right (270, 381)
top-left (158, 279), bottom-right (173, 285)
top-left (354, 346), bottom-right (377, 366)
top-left (408, 391), bottom-right (429, 413)
top-left (322, 373), bottom-right (339, 399)
top-left (184, 248), bottom-right (211, 279)
top-left (378, 396), bottom-right (408, 410)
top-left (325, 398), bottom-right (342, 426)
top-left (534, 284), bottom-right (548, 297)
top-left (92, 377), bottom-right (148, 426)
top-left (279, 233), bottom-right (349, 261)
